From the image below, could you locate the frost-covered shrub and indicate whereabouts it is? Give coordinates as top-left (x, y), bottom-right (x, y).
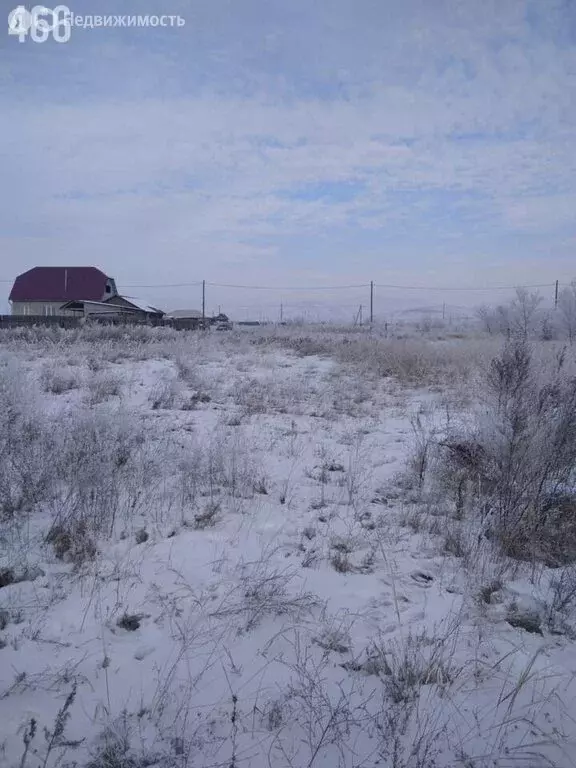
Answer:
top-left (149, 372), bottom-right (181, 409)
top-left (428, 341), bottom-right (576, 564)
top-left (85, 371), bottom-right (123, 405)
top-left (177, 428), bottom-right (257, 516)
top-left (40, 364), bottom-right (80, 394)
top-left (0, 356), bottom-right (55, 517)
top-left (47, 411), bottom-right (151, 543)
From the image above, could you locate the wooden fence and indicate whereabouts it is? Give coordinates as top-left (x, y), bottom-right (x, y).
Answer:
top-left (0, 315), bottom-right (80, 329)
top-left (0, 315), bottom-right (209, 331)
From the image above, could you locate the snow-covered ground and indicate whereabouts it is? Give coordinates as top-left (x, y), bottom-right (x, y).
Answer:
top-left (1, 327), bottom-right (575, 768)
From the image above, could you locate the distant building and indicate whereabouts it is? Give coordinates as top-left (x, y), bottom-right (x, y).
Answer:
top-left (9, 267), bottom-right (164, 320)
top-left (166, 309), bottom-right (204, 319)
top-left (61, 296), bottom-right (164, 320)
top-left (104, 295), bottom-right (165, 318)
top-left (9, 266), bottom-right (118, 316)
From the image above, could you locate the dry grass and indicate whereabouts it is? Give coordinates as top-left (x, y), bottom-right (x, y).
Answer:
top-left (2, 326), bottom-right (576, 768)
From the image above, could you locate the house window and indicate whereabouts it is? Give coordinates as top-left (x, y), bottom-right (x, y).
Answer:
top-left (105, 285), bottom-right (111, 294)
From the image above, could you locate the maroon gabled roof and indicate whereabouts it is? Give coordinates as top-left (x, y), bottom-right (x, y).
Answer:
top-left (9, 267), bottom-right (110, 303)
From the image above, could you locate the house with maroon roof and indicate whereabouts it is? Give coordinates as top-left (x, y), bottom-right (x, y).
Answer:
top-left (9, 266), bottom-right (119, 316)
top-left (9, 266), bottom-right (165, 320)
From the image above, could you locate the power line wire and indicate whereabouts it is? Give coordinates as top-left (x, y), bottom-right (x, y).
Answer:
top-left (0, 277), bottom-right (563, 291)
top-left (122, 281), bottom-right (204, 288)
top-left (118, 280), bottom-right (560, 292)
top-left (374, 282), bottom-right (555, 291)
top-left (205, 282), bottom-right (369, 290)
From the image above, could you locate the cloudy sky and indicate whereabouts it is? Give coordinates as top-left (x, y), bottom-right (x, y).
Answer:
top-left (1, 0), bottom-right (575, 318)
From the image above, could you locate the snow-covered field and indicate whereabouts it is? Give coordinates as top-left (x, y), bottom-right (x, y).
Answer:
top-left (1, 326), bottom-right (576, 768)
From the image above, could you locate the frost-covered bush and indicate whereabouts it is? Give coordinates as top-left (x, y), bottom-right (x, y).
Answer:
top-left (177, 428), bottom-right (257, 517)
top-left (46, 411), bottom-right (152, 548)
top-left (0, 354), bottom-right (156, 560)
top-left (427, 341), bottom-right (576, 564)
top-left (0, 356), bottom-right (55, 517)
top-left (85, 370), bottom-right (123, 405)
top-left (149, 371), bottom-right (181, 409)
top-left (40, 363), bottom-right (80, 394)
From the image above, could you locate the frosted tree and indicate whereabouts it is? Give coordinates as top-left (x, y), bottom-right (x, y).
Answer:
top-left (509, 287), bottom-right (542, 339)
top-left (558, 281), bottom-right (576, 343)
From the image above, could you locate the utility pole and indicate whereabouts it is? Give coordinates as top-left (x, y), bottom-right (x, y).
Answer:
top-left (370, 281), bottom-right (374, 324)
top-left (280, 303), bottom-right (283, 323)
top-left (555, 280), bottom-right (559, 309)
top-left (442, 302), bottom-right (446, 321)
top-left (202, 280), bottom-right (206, 326)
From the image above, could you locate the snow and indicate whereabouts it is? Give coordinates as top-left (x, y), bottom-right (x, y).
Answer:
top-left (120, 297), bottom-right (164, 315)
top-left (166, 309), bottom-right (204, 319)
top-left (0, 329), bottom-right (575, 767)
